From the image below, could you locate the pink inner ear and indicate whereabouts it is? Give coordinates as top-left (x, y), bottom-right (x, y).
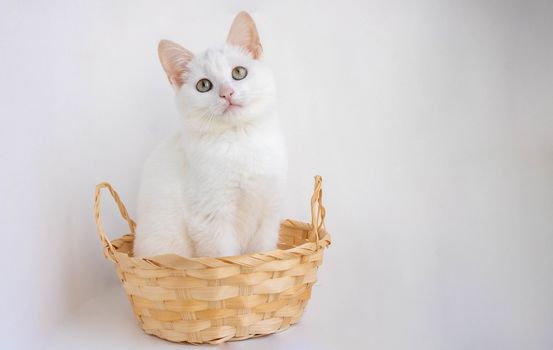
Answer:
top-left (158, 40), bottom-right (194, 87)
top-left (227, 12), bottom-right (263, 59)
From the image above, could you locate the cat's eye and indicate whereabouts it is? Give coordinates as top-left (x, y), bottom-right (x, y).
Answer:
top-left (232, 66), bottom-right (248, 80)
top-left (196, 78), bottom-right (212, 93)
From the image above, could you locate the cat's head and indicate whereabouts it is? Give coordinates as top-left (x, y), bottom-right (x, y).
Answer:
top-left (158, 12), bottom-right (276, 131)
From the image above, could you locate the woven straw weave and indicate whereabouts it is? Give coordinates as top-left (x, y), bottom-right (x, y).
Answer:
top-left (93, 176), bottom-right (331, 344)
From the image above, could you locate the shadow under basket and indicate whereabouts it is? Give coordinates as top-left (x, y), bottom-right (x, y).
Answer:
top-left (93, 175), bottom-right (331, 344)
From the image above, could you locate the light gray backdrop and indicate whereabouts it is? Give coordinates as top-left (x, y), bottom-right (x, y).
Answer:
top-left (1, 0), bottom-right (552, 349)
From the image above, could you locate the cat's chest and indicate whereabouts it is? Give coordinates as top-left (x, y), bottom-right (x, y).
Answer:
top-left (185, 130), bottom-right (285, 178)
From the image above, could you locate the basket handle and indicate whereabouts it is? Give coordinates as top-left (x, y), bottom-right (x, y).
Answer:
top-left (94, 182), bottom-right (136, 262)
top-left (309, 175), bottom-right (326, 247)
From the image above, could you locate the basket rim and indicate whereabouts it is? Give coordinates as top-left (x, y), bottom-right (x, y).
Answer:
top-left (107, 219), bottom-right (331, 269)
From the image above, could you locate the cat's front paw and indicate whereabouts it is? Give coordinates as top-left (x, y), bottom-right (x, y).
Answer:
top-left (247, 236), bottom-right (278, 254)
top-left (217, 244), bottom-right (242, 257)
top-left (195, 235), bottom-right (241, 257)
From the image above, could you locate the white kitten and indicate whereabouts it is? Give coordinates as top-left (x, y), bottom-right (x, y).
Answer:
top-left (133, 12), bottom-right (287, 258)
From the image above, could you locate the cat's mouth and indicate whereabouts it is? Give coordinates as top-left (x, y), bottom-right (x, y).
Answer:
top-left (223, 102), bottom-right (241, 113)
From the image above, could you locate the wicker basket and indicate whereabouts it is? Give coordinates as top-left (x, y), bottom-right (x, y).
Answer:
top-left (93, 176), bottom-right (331, 344)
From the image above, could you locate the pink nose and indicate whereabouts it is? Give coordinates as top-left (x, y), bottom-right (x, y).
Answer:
top-left (219, 85), bottom-right (234, 101)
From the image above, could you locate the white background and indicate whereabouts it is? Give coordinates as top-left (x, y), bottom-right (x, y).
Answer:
top-left (1, 0), bottom-right (553, 349)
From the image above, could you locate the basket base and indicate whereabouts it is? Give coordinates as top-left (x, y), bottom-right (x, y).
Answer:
top-left (139, 302), bottom-right (308, 344)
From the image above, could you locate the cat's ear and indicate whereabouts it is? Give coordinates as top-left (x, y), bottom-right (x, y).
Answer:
top-left (158, 40), bottom-right (194, 88)
top-left (226, 11), bottom-right (263, 59)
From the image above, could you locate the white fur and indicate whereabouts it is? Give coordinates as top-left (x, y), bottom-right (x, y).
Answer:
top-left (133, 44), bottom-right (287, 258)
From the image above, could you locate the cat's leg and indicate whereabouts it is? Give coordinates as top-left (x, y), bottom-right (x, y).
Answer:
top-left (189, 209), bottom-right (241, 257)
top-left (134, 213), bottom-right (194, 257)
top-left (246, 211), bottom-right (280, 253)
top-left (193, 229), bottom-right (241, 257)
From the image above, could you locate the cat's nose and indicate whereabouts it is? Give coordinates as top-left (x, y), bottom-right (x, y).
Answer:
top-left (219, 85), bottom-right (234, 101)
